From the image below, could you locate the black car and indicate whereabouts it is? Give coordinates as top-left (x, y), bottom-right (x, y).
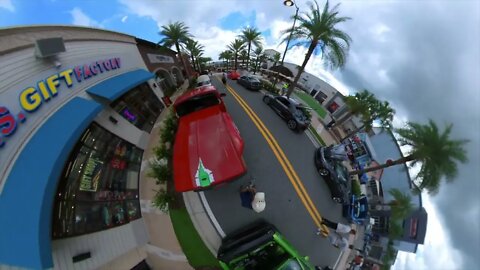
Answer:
top-left (314, 146), bottom-right (350, 204)
top-left (262, 94), bottom-right (310, 131)
top-left (237, 75), bottom-right (262, 90)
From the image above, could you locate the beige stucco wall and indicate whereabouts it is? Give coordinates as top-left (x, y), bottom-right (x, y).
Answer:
top-left (0, 25), bottom-right (136, 55)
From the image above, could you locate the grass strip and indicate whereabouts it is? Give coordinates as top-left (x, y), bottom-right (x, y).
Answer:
top-left (169, 208), bottom-right (221, 268)
top-left (308, 126), bottom-right (327, 146)
top-left (294, 91), bottom-right (328, 119)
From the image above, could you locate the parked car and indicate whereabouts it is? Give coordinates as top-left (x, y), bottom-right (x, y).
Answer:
top-left (195, 75), bottom-right (211, 89)
top-left (262, 94), bottom-right (310, 131)
top-left (173, 86), bottom-right (246, 192)
top-left (227, 70), bottom-right (240, 80)
top-left (237, 75), bottom-right (262, 90)
top-left (217, 221), bottom-right (314, 270)
top-left (314, 146), bottom-right (350, 204)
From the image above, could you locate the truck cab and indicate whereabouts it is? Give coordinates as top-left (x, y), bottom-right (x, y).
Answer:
top-left (173, 86), bottom-right (246, 192)
top-left (217, 221), bottom-right (314, 270)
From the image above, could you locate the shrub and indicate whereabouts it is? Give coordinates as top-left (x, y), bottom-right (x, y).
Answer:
top-left (152, 189), bottom-right (174, 213)
top-left (148, 162), bottom-right (171, 184)
top-left (351, 179), bottom-right (362, 196)
top-left (261, 81), bottom-right (279, 94)
top-left (154, 144), bottom-right (171, 161)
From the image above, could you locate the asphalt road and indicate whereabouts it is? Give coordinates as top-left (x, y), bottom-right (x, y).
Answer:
top-left (203, 76), bottom-right (349, 267)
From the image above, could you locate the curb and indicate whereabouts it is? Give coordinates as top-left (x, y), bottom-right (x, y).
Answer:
top-left (182, 191), bottom-right (222, 257)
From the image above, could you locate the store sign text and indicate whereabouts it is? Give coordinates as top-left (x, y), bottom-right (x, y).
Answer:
top-left (0, 57), bottom-right (121, 148)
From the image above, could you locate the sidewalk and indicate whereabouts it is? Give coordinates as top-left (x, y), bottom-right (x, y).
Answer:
top-left (291, 91), bottom-right (340, 146)
top-left (140, 80), bottom-right (194, 270)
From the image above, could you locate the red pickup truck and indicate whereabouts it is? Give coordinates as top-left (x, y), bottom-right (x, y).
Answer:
top-left (173, 86), bottom-right (247, 192)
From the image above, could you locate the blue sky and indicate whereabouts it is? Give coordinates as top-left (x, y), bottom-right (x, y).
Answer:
top-left (0, 0), bottom-right (161, 42)
top-left (1, 0), bottom-right (479, 269)
top-left (0, 0), bottom-right (273, 50)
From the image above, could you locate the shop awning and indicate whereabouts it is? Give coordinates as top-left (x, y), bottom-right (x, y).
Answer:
top-left (86, 69), bottom-right (154, 101)
top-left (0, 97), bottom-right (102, 269)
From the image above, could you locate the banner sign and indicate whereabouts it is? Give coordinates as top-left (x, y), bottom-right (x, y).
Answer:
top-left (0, 57), bottom-right (121, 148)
top-left (147, 53), bottom-right (174, 64)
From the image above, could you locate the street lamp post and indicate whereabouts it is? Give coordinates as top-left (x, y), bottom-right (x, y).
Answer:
top-left (281, 0), bottom-right (299, 66)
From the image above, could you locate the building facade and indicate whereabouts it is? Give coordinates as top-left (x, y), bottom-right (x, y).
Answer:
top-left (0, 26), bottom-right (166, 269)
top-left (361, 129), bottom-right (428, 265)
top-left (135, 38), bottom-right (185, 91)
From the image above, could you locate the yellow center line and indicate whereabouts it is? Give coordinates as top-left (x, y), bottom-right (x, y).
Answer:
top-left (217, 77), bottom-right (329, 234)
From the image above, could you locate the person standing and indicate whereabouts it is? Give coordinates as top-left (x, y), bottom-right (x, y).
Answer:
top-left (320, 218), bottom-right (356, 235)
top-left (327, 231), bottom-right (354, 252)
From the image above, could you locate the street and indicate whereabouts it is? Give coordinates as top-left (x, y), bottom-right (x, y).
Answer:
top-left (203, 76), bottom-right (349, 267)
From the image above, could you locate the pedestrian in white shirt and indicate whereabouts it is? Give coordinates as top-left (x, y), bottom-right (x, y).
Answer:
top-left (320, 218), bottom-right (356, 235)
top-left (327, 232), bottom-right (354, 252)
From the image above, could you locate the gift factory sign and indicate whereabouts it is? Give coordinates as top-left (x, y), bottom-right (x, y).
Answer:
top-left (0, 57), bottom-right (121, 148)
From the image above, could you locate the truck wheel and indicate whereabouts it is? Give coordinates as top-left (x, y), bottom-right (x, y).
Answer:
top-left (287, 120), bottom-right (297, 130)
top-left (318, 168), bottom-right (329, 176)
top-left (263, 96), bottom-right (271, 104)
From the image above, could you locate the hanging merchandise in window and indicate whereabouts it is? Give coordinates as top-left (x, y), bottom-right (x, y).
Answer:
top-left (52, 123), bottom-right (142, 238)
top-left (111, 83), bottom-right (164, 133)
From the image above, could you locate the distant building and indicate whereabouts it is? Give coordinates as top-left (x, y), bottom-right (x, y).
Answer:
top-left (359, 128), bottom-right (428, 266)
top-left (135, 38), bottom-right (185, 92)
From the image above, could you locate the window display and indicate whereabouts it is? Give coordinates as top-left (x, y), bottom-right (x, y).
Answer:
top-left (111, 83), bottom-right (164, 133)
top-left (52, 123), bottom-right (143, 239)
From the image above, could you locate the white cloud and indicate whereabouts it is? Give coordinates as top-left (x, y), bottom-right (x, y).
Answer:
top-left (393, 194), bottom-right (464, 270)
top-left (70, 7), bottom-right (103, 28)
top-left (0, 0), bottom-right (14, 12)
top-left (121, 15), bottom-right (128, 23)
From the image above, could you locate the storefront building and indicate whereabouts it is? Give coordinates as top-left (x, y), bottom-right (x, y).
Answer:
top-left (135, 38), bottom-right (185, 93)
top-left (0, 26), bottom-right (166, 269)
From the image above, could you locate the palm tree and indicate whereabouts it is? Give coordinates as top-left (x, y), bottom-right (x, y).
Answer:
top-left (197, 56), bottom-right (212, 71)
top-left (219, 51), bottom-right (227, 69)
top-left (388, 189), bottom-right (414, 220)
top-left (239, 27), bottom-right (263, 71)
top-left (159, 21), bottom-right (192, 76)
top-left (271, 52), bottom-right (281, 67)
top-left (185, 38), bottom-right (204, 72)
top-left (239, 50), bottom-right (248, 67)
top-left (253, 46), bottom-right (265, 74)
top-left (219, 51), bottom-right (230, 70)
top-left (349, 120), bottom-right (469, 194)
top-left (340, 90), bottom-right (395, 141)
top-left (387, 220), bottom-right (404, 240)
top-left (282, 0), bottom-right (352, 97)
top-left (192, 49), bottom-right (204, 71)
top-left (227, 39), bottom-right (245, 70)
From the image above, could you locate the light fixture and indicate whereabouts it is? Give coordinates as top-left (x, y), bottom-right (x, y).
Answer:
top-left (284, 0), bottom-right (294, 7)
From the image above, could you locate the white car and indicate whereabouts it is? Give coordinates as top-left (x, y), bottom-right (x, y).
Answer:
top-left (195, 75), bottom-right (211, 89)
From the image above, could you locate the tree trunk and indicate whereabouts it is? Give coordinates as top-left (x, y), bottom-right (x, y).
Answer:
top-left (196, 58), bottom-right (201, 71)
top-left (234, 53), bottom-right (238, 70)
top-left (246, 42), bottom-right (251, 71)
top-left (190, 55), bottom-right (196, 72)
top-left (175, 42), bottom-right (189, 77)
top-left (340, 123), bottom-right (366, 142)
top-left (348, 155), bottom-right (414, 175)
top-left (286, 41), bottom-right (317, 97)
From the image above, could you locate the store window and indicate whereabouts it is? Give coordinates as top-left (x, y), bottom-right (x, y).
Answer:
top-left (111, 83), bottom-right (164, 133)
top-left (409, 218), bottom-right (418, 239)
top-left (52, 123), bottom-right (142, 239)
top-left (327, 101), bottom-right (340, 113)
